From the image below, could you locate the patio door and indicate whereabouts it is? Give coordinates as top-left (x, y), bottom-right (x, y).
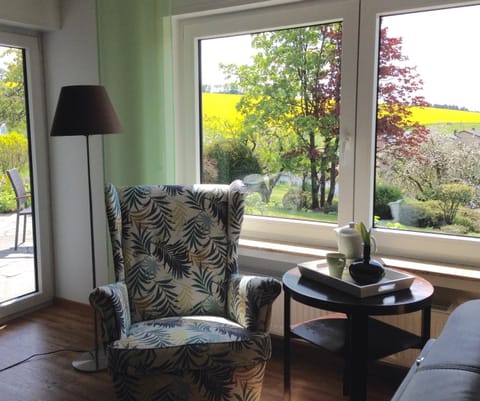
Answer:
top-left (0, 32), bottom-right (53, 320)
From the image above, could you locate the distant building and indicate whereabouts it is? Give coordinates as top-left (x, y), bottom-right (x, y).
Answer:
top-left (453, 128), bottom-right (480, 145)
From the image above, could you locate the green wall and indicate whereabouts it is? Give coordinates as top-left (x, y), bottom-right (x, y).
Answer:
top-left (96, 0), bottom-right (175, 185)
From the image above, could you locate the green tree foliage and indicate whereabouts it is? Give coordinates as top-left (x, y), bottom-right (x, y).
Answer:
top-left (204, 139), bottom-right (262, 184)
top-left (0, 132), bottom-right (29, 173)
top-left (374, 184), bottom-right (403, 219)
top-left (433, 183), bottom-right (474, 225)
top-left (222, 24), bottom-right (342, 210)
top-left (0, 48), bottom-right (27, 134)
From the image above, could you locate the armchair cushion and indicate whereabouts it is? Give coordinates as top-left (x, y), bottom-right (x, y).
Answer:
top-left (90, 282), bottom-right (131, 343)
top-left (111, 183), bottom-right (245, 323)
top-left (227, 274), bottom-right (281, 331)
top-left (109, 316), bottom-right (271, 375)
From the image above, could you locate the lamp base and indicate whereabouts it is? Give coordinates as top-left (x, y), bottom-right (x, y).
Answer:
top-left (72, 348), bottom-right (107, 372)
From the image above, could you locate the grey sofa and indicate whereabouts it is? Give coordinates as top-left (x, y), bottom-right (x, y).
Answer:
top-left (391, 300), bottom-right (480, 401)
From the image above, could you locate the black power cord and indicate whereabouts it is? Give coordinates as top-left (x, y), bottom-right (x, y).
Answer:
top-left (0, 349), bottom-right (89, 372)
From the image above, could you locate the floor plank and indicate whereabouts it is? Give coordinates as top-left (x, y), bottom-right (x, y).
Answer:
top-left (0, 301), bottom-right (405, 400)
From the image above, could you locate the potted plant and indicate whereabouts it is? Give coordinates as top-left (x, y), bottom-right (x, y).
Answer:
top-left (349, 222), bottom-right (385, 285)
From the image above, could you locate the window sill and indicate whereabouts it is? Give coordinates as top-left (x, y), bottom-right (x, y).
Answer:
top-left (239, 238), bottom-right (480, 294)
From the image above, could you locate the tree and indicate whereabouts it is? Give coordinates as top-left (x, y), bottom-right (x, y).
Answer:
top-left (376, 28), bottom-right (430, 164)
top-left (0, 48), bottom-right (27, 134)
top-left (223, 24), bottom-right (341, 210)
top-left (386, 132), bottom-right (480, 206)
top-left (222, 25), bottom-right (427, 211)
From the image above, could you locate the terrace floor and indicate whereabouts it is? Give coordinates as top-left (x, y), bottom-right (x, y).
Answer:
top-left (0, 212), bottom-right (35, 304)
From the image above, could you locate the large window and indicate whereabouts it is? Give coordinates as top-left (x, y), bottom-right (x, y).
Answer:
top-left (374, 6), bottom-right (480, 239)
top-left (173, 0), bottom-right (480, 268)
top-left (200, 23), bottom-right (342, 224)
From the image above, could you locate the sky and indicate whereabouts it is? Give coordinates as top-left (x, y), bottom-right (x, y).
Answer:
top-left (200, 4), bottom-right (480, 112)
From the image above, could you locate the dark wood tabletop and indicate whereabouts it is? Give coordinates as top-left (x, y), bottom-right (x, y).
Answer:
top-left (283, 267), bottom-right (434, 315)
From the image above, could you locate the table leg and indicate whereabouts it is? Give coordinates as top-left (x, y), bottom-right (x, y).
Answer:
top-left (284, 289), bottom-right (291, 401)
top-left (349, 313), bottom-right (369, 401)
top-left (421, 305), bottom-right (431, 345)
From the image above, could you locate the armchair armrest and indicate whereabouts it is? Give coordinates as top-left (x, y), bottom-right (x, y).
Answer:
top-left (89, 281), bottom-right (131, 344)
top-left (227, 274), bottom-right (281, 332)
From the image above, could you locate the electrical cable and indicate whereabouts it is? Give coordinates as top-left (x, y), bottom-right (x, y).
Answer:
top-left (0, 349), bottom-right (90, 372)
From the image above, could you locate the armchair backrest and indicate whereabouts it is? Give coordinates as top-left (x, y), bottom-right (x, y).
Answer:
top-left (105, 181), bottom-right (246, 323)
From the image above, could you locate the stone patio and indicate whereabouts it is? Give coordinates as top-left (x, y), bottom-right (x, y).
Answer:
top-left (0, 212), bottom-right (35, 304)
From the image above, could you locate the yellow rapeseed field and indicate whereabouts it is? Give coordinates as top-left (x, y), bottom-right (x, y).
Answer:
top-left (203, 93), bottom-right (480, 126)
top-left (409, 106), bottom-right (480, 125)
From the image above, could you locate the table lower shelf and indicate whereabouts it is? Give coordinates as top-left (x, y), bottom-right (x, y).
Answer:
top-left (290, 315), bottom-right (423, 360)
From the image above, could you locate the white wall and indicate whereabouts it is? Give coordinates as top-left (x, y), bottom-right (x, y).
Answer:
top-left (0, 0), bottom-right (60, 31)
top-left (43, 0), bottom-right (109, 303)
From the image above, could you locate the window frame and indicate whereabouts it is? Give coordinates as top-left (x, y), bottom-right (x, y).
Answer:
top-left (173, 0), bottom-right (360, 249)
top-left (0, 31), bottom-right (53, 319)
top-left (173, 0), bottom-right (480, 268)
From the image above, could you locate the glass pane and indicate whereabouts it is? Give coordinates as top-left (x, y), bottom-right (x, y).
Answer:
top-left (200, 23), bottom-right (342, 223)
top-left (0, 46), bottom-right (36, 303)
top-left (375, 5), bottom-right (480, 237)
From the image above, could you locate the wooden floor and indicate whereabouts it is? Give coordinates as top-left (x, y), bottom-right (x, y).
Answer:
top-left (0, 301), bottom-right (406, 400)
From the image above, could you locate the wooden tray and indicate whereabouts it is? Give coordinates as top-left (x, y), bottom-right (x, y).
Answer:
top-left (298, 259), bottom-right (415, 298)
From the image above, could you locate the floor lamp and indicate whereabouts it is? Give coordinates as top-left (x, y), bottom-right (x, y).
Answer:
top-left (50, 85), bottom-right (122, 372)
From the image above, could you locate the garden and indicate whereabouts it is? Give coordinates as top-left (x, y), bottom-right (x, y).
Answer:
top-left (200, 24), bottom-right (480, 237)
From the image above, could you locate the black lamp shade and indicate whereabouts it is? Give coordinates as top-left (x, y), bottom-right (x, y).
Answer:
top-left (50, 85), bottom-right (122, 137)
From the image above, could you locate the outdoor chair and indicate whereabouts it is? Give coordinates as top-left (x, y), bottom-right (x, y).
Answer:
top-left (6, 168), bottom-right (32, 250)
top-left (90, 181), bottom-right (281, 401)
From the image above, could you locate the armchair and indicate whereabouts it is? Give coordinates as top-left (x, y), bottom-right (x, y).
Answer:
top-left (90, 181), bottom-right (281, 401)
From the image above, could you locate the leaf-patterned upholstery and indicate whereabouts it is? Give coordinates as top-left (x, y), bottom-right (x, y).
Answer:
top-left (90, 181), bottom-right (281, 401)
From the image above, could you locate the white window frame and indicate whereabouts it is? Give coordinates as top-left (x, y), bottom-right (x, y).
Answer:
top-left (173, 0), bottom-right (480, 268)
top-left (0, 31), bottom-right (53, 320)
top-left (173, 0), bottom-right (359, 249)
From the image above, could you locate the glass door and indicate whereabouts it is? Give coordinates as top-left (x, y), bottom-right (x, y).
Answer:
top-left (0, 32), bottom-right (52, 319)
top-left (0, 45), bottom-right (36, 303)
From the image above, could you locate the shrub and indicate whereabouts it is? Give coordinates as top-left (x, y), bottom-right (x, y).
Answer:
top-left (440, 224), bottom-right (469, 235)
top-left (453, 207), bottom-right (480, 233)
top-left (399, 199), bottom-right (443, 228)
top-left (245, 192), bottom-right (266, 215)
top-left (322, 199), bottom-right (338, 214)
top-left (0, 132), bottom-right (29, 173)
top-left (204, 139), bottom-right (262, 184)
top-left (374, 184), bottom-right (403, 219)
top-left (433, 183), bottom-right (475, 225)
top-left (282, 189), bottom-right (310, 211)
top-left (0, 174), bottom-right (16, 212)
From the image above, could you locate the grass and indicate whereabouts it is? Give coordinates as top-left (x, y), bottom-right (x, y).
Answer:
top-left (246, 183), bottom-right (338, 223)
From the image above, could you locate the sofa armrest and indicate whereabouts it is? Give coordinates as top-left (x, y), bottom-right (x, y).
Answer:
top-left (89, 281), bottom-right (131, 344)
top-left (227, 274), bottom-right (281, 332)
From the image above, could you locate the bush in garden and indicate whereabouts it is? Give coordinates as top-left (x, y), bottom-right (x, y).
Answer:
top-left (399, 199), bottom-right (443, 228)
top-left (0, 132), bottom-right (29, 173)
top-left (0, 173), bottom-right (16, 212)
top-left (322, 199), bottom-right (338, 214)
top-left (204, 139), bottom-right (262, 184)
top-left (453, 207), bottom-right (480, 233)
top-left (433, 183), bottom-right (475, 225)
top-left (245, 192), bottom-right (266, 215)
top-left (282, 189), bottom-right (310, 211)
top-left (374, 184), bottom-right (403, 219)
top-left (440, 224), bottom-right (469, 235)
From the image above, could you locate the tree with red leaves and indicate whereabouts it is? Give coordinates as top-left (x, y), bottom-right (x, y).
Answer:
top-left (376, 27), bottom-right (430, 164)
